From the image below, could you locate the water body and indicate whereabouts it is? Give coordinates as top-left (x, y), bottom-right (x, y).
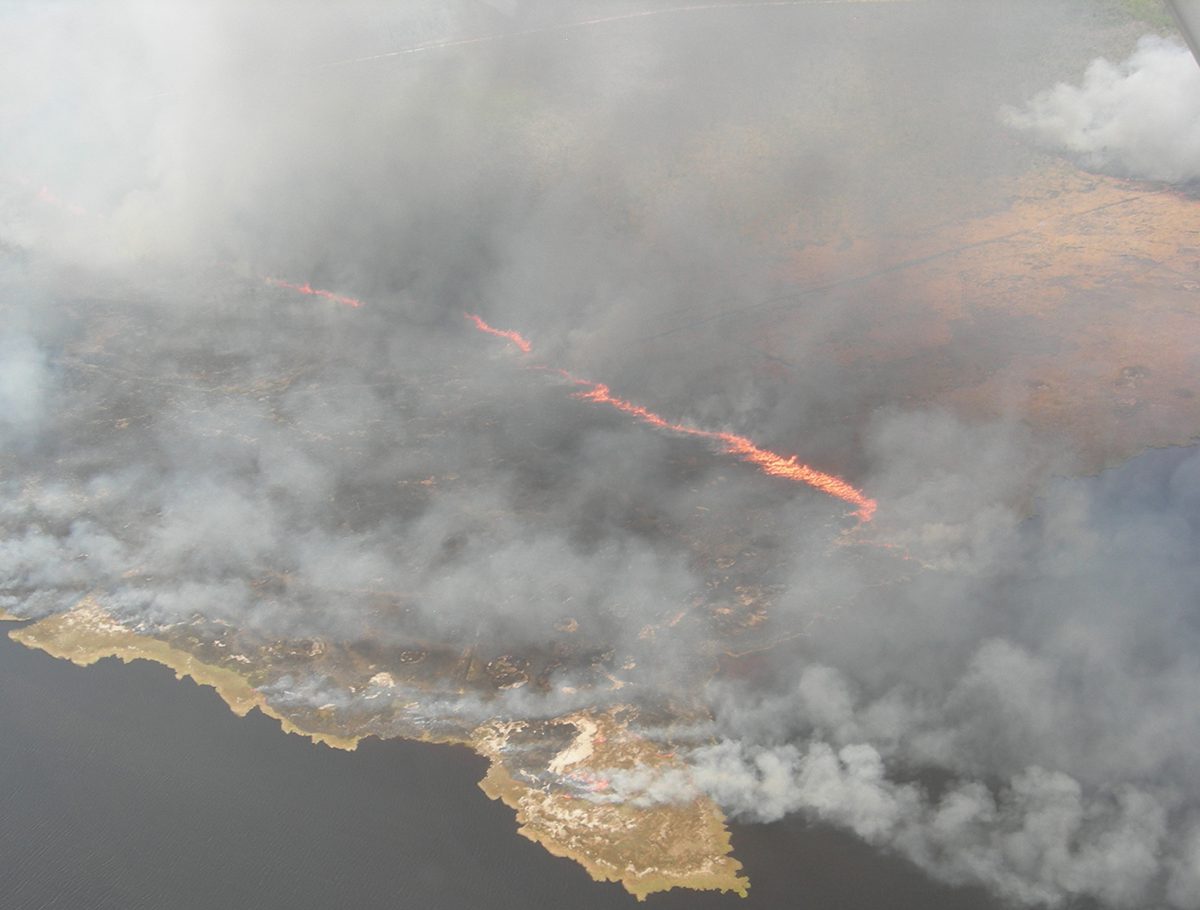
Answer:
top-left (9, 436), bottom-right (1200, 910)
top-left (0, 630), bottom-right (998, 910)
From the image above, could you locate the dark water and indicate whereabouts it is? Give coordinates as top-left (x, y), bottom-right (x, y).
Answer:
top-left (0, 631), bottom-right (998, 910)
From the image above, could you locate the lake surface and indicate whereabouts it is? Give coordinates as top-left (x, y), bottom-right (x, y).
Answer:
top-left (0, 629), bottom-right (998, 910)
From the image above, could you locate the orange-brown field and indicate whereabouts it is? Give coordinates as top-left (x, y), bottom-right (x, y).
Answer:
top-left (770, 164), bottom-right (1200, 467)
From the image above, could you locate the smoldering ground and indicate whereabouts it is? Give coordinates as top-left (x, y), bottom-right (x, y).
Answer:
top-left (3, 1), bottom-right (1200, 907)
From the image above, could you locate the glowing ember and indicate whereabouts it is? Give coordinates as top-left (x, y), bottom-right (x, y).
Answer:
top-left (265, 277), bottom-right (363, 308)
top-left (35, 185), bottom-right (87, 216)
top-left (464, 313), bottom-right (532, 353)
top-left (465, 317), bottom-right (877, 521)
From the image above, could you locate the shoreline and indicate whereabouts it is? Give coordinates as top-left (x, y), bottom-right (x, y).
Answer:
top-left (478, 762), bottom-right (748, 901)
top-left (9, 606), bottom-right (361, 751)
top-left (7, 602), bottom-right (749, 900)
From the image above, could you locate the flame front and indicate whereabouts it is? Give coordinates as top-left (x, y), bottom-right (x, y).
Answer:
top-left (40, 187), bottom-right (87, 216)
top-left (465, 315), bottom-right (876, 521)
top-left (266, 277), bottom-right (363, 308)
top-left (464, 313), bottom-right (532, 353)
top-left (574, 383), bottom-right (877, 521)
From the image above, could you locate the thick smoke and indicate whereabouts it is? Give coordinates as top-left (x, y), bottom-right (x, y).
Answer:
top-left (4, 2), bottom-right (1200, 908)
top-left (1004, 34), bottom-right (1200, 182)
top-left (612, 740), bottom-right (1170, 907)
top-left (600, 435), bottom-right (1200, 907)
top-left (0, 334), bottom-right (51, 446)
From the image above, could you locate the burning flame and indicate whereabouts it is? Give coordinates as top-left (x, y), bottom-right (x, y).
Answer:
top-left (574, 381), bottom-right (877, 521)
top-left (465, 315), bottom-right (876, 521)
top-left (11, 176), bottom-right (90, 217)
top-left (464, 313), bottom-right (532, 353)
top-left (37, 185), bottom-right (88, 216)
top-left (266, 277), bottom-right (363, 308)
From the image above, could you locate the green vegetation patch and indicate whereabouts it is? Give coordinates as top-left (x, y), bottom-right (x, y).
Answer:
top-left (1116, 0), bottom-right (1177, 29)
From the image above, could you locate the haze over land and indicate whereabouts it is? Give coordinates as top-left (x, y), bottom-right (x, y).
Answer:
top-left (3, 1), bottom-right (1200, 905)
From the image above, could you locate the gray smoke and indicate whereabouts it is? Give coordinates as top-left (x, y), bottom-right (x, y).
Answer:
top-left (4, 2), bottom-right (1200, 908)
top-left (599, 429), bottom-right (1200, 907)
top-left (609, 739), bottom-right (1170, 907)
top-left (0, 334), bottom-right (50, 445)
top-left (1004, 34), bottom-right (1200, 182)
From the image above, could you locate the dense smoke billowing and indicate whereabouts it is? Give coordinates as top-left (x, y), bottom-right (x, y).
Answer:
top-left (3, 2), bottom-right (1200, 908)
top-left (1004, 34), bottom-right (1200, 182)
top-left (607, 438), bottom-right (1200, 907)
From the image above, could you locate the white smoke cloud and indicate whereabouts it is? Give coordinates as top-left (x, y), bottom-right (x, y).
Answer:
top-left (595, 426), bottom-right (1200, 909)
top-left (1003, 35), bottom-right (1200, 182)
top-left (606, 740), bottom-right (1171, 908)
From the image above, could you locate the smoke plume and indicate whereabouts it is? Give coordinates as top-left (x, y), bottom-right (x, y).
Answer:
top-left (1004, 34), bottom-right (1200, 183)
top-left (4, 2), bottom-right (1200, 908)
top-left (587, 426), bottom-right (1200, 907)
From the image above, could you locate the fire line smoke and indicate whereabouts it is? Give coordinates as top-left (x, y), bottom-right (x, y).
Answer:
top-left (464, 312), bottom-right (877, 519)
top-left (4, 2), bottom-right (1200, 908)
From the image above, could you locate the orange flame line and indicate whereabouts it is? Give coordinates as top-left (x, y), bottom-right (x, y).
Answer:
top-left (466, 319), bottom-right (876, 521)
top-left (463, 313), bottom-right (532, 353)
top-left (265, 277), bottom-right (363, 308)
top-left (34, 185), bottom-right (88, 216)
top-left (574, 381), bottom-right (876, 521)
